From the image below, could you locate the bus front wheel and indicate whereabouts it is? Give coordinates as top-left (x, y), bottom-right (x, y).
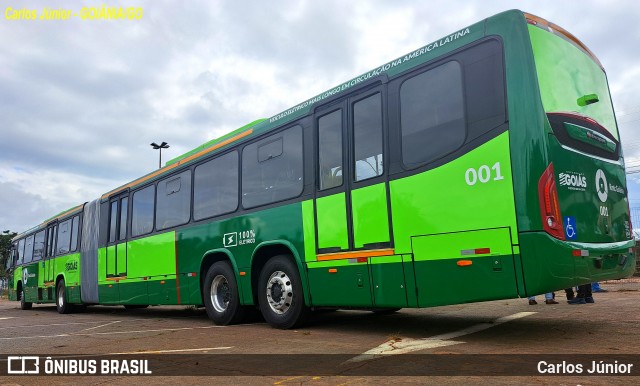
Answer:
top-left (203, 261), bottom-right (246, 325)
top-left (258, 255), bottom-right (309, 329)
top-left (20, 287), bottom-right (32, 310)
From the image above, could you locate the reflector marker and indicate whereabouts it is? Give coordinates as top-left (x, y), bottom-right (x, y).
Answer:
top-left (187, 272), bottom-right (197, 277)
top-left (572, 249), bottom-right (589, 257)
top-left (317, 248), bottom-right (394, 261)
top-left (328, 269), bottom-right (338, 273)
top-left (460, 248), bottom-right (491, 255)
top-left (457, 260), bottom-right (473, 267)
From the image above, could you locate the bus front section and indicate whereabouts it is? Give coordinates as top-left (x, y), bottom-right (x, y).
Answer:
top-left (520, 13), bottom-right (635, 297)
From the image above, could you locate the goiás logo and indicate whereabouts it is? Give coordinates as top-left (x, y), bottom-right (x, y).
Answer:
top-left (558, 171), bottom-right (587, 191)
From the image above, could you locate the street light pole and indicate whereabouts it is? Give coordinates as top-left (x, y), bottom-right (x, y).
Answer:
top-left (150, 141), bottom-right (170, 169)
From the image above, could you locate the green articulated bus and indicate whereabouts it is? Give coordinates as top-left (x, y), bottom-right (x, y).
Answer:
top-left (5, 10), bottom-right (635, 329)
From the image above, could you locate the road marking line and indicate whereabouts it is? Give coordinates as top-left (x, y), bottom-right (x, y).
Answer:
top-left (110, 347), bottom-right (233, 354)
top-left (274, 376), bottom-right (305, 385)
top-left (349, 311), bottom-right (536, 362)
top-left (0, 320), bottom-right (131, 330)
top-left (0, 323), bottom-right (256, 340)
top-left (0, 317), bottom-right (15, 320)
top-left (428, 311), bottom-right (536, 341)
top-left (80, 320), bottom-right (121, 332)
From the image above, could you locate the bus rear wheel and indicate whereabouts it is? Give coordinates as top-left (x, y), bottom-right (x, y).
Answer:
top-left (203, 261), bottom-right (246, 325)
top-left (258, 255), bottom-right (309, 329)
top-left (56, 280), bottom-right (72, 314)
top-left (20, 287), bottom-right (32, 310)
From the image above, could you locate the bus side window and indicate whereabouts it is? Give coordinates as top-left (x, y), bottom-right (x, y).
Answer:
top-left (33, 230), bottom-right (46, 262)
top-left (70, 215), bottom-right (80, 251)
top-left (193, 152), bottom-right (239, 221)
top-left (23, 235), bottom-right (34, 264)
top-left (131, 185), bottom-right (155, 237)
top-left (318, 110), bottom-right (343, 190)
top-left (353, 93), bottom-right (384, 182)
top-left (400, 61), bottom-right (465, 168)
top-left (156, 170), bottom-right (191, 231)
top-left (57, 219), bottom-right (72, 255)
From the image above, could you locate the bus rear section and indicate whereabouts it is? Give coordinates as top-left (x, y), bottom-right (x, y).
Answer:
top-left (519, 14), bottom-right (635, 297)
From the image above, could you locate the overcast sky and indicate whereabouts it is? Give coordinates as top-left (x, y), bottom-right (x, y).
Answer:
top-left (2, 0), bottom-right (640, 233)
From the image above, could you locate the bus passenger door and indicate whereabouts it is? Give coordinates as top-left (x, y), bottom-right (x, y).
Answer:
top-left (311, 88), bottom-right (402, 307)
top-left (105, 194), bottom-right (128, 302)
top-left (44, 224), bottom-right (57, 300)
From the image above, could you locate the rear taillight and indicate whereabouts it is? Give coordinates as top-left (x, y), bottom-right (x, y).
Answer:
top-left (538, 163), bottom-right (565, 240)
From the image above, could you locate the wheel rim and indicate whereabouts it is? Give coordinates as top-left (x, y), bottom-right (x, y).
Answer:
top-left (265, 270), bottom-right (293, 315)
top-left (210, 275), bottom-right (230, 313)
top-left (58, 286), bottom-right (64, 308)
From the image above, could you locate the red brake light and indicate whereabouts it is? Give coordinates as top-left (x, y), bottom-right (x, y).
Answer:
top-left (538, 163), bottom-right (565, 240)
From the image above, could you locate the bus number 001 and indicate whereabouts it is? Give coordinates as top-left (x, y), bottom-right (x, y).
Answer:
top-left (465, 162), bottom-right (505, 186)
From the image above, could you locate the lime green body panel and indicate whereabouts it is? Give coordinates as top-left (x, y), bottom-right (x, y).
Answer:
top-left (10, 253), bottom-right (82, 304)
top-left (351, 183), bottom-right (390, 248)
top-left (390, 132), bottom-right (518, 254)
top-left (315, 193), bottom-right (349, 250)
top-left (528, 25), bottom-right (618, 140)
top-left (127, 232), bottom-right (176, 278)
top-left (302, 200), bottom-right (317, 262)
top-left (97, 232), bottom-right (179, 304)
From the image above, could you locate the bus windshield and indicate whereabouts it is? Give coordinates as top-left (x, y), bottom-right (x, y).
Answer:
top-left (528, 22), bottom-right (619, 140)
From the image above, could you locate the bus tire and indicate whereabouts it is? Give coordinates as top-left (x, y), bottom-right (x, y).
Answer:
top-left (56, 280), bottom-right (72, 314)
top-left (203, 261), bottom-right (246, 325)
top-left (258, 255), bottom-right (309, 329)
top-left (20, 287), bottom-right (32, 310)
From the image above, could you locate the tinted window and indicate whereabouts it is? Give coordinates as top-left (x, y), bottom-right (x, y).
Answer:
top-left (33, 231), bottom-right (46, 261)
top-left (242, 126), bottom-right (303, 208)
top-left (119, 198), bottom-right (128, 240)
top-left (132, 185), bottom-right (155, 237)
top-left (400, 61), bottom-right (465, 167)
top-left (17, 239), bottom-right (25, 265)
top-left (47, 226), bottom-right (57, 258)
top-left (194, 152), bottom-right (239, 220)
top-left (8, 245), bottom-right (15, 269)
top-left (24, 235), bottom-right (34, 263)
top-left (109, 201), bottom-right (118, 243)
top-left (70, 215), bottom-right (80, 252)
top-left (156, 170), bottom-right (191, 230)
top-left (353, 93), bottom-right (383, 181)
top-left (57, 219), bottom-right (71, 255)
top-left (258, 138), bottom-right (283, 162)
top-left (318, 110), bottom-right (343, 190)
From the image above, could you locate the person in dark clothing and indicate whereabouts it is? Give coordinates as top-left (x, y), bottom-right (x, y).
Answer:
top-left (565, 284), bottom-right (594, 304)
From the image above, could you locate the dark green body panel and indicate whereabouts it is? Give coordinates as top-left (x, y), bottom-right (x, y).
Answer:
top-left (519, 232), bottom-right (635, 296)
top-left (177, 202), bottom-right (306, 306)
